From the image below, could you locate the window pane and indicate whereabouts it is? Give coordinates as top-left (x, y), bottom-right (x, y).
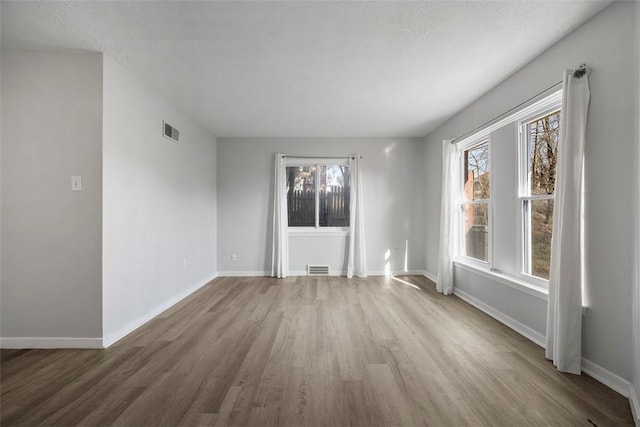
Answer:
top-left (464, 143), bottom-right (490, 200)
top-left (286, 166), bottom-right (316, 226)
top-left (319, 165), bottom-right (350, 227)
top-left (463, 202), bottom-right (488, 261)
top-left (527, 111), bottom-right (560, 196)
top-left (524, 199), bottom-right (554, 280)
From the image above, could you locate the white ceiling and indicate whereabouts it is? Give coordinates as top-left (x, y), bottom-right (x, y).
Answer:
top-left (1, 1), bottom-right (610, 138)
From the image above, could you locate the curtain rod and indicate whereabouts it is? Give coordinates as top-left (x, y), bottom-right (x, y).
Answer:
top-left (282, 155), bottom-right (362, 159)
top-left (452, 64), bottom-right (588, 144)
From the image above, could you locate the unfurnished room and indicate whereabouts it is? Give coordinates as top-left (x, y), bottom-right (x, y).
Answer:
top-left (1, 1), bottom-right (639, 426)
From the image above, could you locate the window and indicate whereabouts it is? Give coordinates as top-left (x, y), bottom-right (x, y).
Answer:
top-left (519, 108), bottom-right (561, 281)
top-left (461, 141), bottom-right (490, 262)
top-left (286, 163), bottom-right (350, 228)
top-left (451, 90), bottom-right (562, 291)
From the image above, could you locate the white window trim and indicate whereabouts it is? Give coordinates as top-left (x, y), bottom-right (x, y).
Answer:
top-left (456, 90), bottom-right (562, 148)
top-left (515, 99), bottom-right (562, 287)
top-left (458, 137), bottom-right (493, 268)
top-left (288, 228), bottom-right (349, 236)
top-left (285, 157), bottom-right (350, 234)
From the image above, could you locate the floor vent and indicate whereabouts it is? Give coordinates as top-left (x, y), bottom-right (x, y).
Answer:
top-left (307, 265), bottom-right (330, 276)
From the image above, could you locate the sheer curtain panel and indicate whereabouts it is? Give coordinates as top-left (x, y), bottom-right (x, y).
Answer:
top-left (347, 155), bottom-right (367, 278)
top-left (437, 139), bottom-right (459, 295)
top-left (271, 153), bottom-right (289, 278)
top-left (545, 68), bottom-right (590, 374)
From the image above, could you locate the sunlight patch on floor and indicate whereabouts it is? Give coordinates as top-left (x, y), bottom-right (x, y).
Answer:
top-left (391, 276), bottom-right (421, 291)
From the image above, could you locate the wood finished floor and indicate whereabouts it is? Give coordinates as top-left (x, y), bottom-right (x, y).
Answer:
top-left (1, 275), bottom-right (633, 426)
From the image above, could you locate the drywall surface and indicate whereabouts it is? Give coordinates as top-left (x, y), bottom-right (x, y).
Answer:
top-left (0, 51), bottom-right (103, 339)
top-left (424, 1), bottom-right (636, 382)
top-left (102, 56), bottom-right (217, 344)
top-left (632, 0), bottom-right (640, 421)
top-left (289, 234), bottom-right (348, 276)
top-left (217, 138), bottom-right (425, 276)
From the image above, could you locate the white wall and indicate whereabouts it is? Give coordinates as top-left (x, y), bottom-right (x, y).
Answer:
top-left (632, 1), bottom-right (640, 422)
top-left (424, 1), bottom-right (636, 387)
top-left (1, 52), bottom-right (103, 344)
top-left (102, 56), bottom-right (217, 345)
top-left (217, 138), bottom-right (425, 276)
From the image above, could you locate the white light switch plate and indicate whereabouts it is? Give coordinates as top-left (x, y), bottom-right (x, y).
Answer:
top-left (71, 176), bottom-right (82, 191)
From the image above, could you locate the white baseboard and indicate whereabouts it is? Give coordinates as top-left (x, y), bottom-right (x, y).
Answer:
top-left (453, 287), bottom-right (546, 348)
top-left (0, 337), bottom-right (103, 349)
top-left (218, 270), bottom-right (432, 278)
top-left (218, 270), bottom-right (270, 277)
top-left (398, 270), bottom-right (432, 277)
top-left (289, 270), bottom-right (348, 277)
top-left (581, 358), bottom-right (630, 398)
top-left (422, 270), bottom-right (437, 284)
top-left (630, 385), bottom-right (640, 426)
top-left (102, 273), bottom-right (217, 348)
top-left (363, 270), bottom-right (430, 277)
top-left (220, 271), bottom-right (348, 278)
top-left (289, 270), bottom-right (306, 276)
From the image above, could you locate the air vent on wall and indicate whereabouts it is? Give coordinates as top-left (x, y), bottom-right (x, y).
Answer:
top-left (163, 121), bottom-right (180, 143)
top-left (307, 265), bottom-right (330, 276)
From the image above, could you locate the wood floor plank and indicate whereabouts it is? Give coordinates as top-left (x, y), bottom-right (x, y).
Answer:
top-left (1, 275), bottom-right (634, 426)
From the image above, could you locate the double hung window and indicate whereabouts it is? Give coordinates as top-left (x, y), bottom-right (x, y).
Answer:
top-left (286, 162), bottom-right (350, 229)
top-left (519, 108), bottom-right (561, 281)
top-left (461, 141), bottom-right (490, 262)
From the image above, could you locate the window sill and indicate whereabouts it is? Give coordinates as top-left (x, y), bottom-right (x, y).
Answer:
top-left (288, 228), bottom-right (349, 237)
top-left (453, 258), bottom-right (548, 301)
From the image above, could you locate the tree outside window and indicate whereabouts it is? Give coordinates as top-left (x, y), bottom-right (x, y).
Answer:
top-left (522, 110), bottom-right (560, 280)
top-left (462, 142), bottom-right (490, 262)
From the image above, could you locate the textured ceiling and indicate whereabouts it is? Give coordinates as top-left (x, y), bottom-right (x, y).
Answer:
top-left (1, 1), bottom-right (610, 138)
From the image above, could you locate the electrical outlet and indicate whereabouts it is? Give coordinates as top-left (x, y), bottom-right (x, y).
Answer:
top-left (71, 176), bottom-right (82, 191)
top-left (231, 253), bottom-right (237, 262)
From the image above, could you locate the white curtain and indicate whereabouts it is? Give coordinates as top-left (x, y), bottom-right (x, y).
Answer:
top-left (271, 153), bottom-right (289, 278)
top-left (347, 155), bottom-right (367, 278)
top-left (436, 139), bottom-right (460, 295)
top-left (545, 68), bottom-right (590, 374)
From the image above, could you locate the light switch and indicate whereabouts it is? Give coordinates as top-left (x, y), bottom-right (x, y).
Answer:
top-left (71, 176), bottom-right (82, 191)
